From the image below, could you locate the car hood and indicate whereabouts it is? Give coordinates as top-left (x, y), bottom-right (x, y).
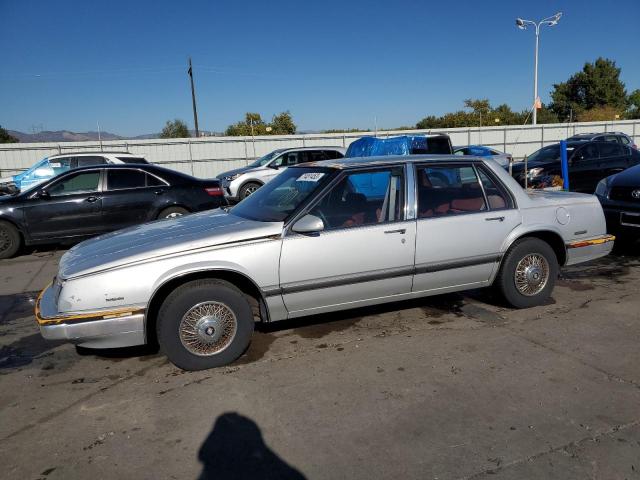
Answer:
top-left (607, 164), bottom-right (640, 187)
top-left (510, 159), bottom-right (557, 173)
top-left (59, 209), bottom-right (283, 279)
top-left (0, 175), bottom-right (15, 184)
top-left (217, 165), bottom-right (263, 179)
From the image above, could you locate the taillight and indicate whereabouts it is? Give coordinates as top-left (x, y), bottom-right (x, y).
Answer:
top-left (205, 186), bottom-right (223, 196)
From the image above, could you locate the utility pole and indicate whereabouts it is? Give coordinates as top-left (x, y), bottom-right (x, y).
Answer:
top-left (188, 57), bottom-right (200, 138)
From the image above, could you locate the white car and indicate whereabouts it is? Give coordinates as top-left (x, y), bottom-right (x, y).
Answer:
top-left (0, 151), bottom-right (148, 195)
top-left (218, 147), bottom-right (345, 202)
top-left (36, 154), bottom-right (614, 371)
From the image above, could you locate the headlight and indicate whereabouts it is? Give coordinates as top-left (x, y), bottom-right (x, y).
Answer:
top-left (595, 178), bottom-right (610, 198)
top-left (527, 167), bottom-right (544, 179)
top-left (224, 174), bottom-right (241, 181)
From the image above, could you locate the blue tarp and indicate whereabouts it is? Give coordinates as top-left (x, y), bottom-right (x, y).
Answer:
top-left (346, 136), bottom-right (430, 158)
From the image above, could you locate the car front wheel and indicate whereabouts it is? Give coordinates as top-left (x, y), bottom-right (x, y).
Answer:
top-left (495, 237), bottom-right (558, 309)
top-left (157, 279), bottom-right (254, 370)
top-left (239, 182), bottom-right (261, 200)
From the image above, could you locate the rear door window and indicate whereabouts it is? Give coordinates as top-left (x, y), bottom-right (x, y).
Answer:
top-left (77, 156), bottom-right (107, 167)
top-left (598, 142), bottom-right (624, 158)
top-left (106, 169), bottom-right (147, 190)
top-left (416, 165), bottom-right (487, 218)
top-left (477, 168), bottom-right (511, 210)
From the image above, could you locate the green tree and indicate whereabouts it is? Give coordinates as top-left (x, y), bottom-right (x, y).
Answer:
top-left (225, 111), bottom-right (296, 136)
top-left (270, 111), bottom-right (297, 134)
top-left (549, 58), bottom-right (628, 121)
top-left (627, 89), bottom-right (640, 119)
top-left (0, 125), bottom-right (18, 143)
top-left (463, 98), bottom-right (491, 126)
top-left (160, 119), bottom-right (190, 138)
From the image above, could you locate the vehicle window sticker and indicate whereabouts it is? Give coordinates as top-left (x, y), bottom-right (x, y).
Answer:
top-left (297, 172), bottom-right (325, 182)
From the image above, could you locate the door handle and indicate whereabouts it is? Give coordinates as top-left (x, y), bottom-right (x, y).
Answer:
top-left (485, 216), bottom-right (505, 222)
top-left (86, 196), bottom-right (99, 203)
top-left (384, 228), bottom-right (406, 234)
top-left (154, 190), bottom-right (165, 195)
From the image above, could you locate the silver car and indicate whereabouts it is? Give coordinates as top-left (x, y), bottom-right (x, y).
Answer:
top-left (218, 147), bottom-right (345, 202)
top-left (36, 155), bottom-right (615, 370)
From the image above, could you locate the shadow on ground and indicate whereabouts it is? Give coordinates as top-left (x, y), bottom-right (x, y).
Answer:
top-left (198, 412), bottom-right (306, 480)
top-left (0, 333), bottom-right (63, 370)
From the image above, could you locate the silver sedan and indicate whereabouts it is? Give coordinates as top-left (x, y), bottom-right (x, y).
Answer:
top-left (36, 155), bottom-right (615, 370)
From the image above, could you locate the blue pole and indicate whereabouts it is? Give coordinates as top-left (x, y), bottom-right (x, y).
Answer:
top-left (560, 139), bottom-right (569, 190)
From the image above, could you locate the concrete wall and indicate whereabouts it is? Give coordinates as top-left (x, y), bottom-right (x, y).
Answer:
top-left (1, 119), bottom-right (638, 178)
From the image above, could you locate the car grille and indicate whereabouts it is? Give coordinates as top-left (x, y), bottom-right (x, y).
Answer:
top-left (609, 186), bottom-right (640, 202)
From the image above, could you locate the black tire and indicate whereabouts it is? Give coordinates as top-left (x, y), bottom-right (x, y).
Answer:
top-left (157, 206), bottom-right (189, 220)
top-left (239, 182), bottom-right (262, 200)
top-left (495, 237), bottom-right (558, 309)
top-left (157, 279), bottom-right (254, 371)
top-left (0, 220), bottom-right (21, 259)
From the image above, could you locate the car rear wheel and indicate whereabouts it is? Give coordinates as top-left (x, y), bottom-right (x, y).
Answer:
top-left (495, 237), bottom-right (558, 308)
top-left (158, 206), bottom-right (189, 219)
top-left (157, 279), bottom-right (254, 370)
top-left (0, 221), bottom-right (21, 259)
top-left (239, 182), bottom-right (262, 200)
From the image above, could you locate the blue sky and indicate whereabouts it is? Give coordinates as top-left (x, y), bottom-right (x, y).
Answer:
top-left (1, 0), bottom-right (638, 136)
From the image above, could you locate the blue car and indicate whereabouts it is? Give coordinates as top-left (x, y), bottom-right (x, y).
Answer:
top-left (0, 152), bottom-right (148, 195)
top-left (454, 145), bottom-right (512, 167)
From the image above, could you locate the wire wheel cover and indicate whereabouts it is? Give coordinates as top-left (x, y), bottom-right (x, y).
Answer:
top-left (179, 301), bottom-right (238, 356)
top-left (514, 253), bottom-right (550, 296)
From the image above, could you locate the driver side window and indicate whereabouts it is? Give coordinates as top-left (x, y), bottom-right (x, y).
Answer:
top-left (310, 168), bottom-right (404, 230)
top-left (48, 171), bottom-right (101, 196)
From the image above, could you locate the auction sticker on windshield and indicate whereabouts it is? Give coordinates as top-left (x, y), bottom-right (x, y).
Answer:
top-left (297, 172), bottom-right (325, 182)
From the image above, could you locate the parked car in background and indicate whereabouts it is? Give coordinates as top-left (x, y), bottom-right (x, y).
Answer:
top-left (567, 132), bottom-right (637, 150)
top-left (595, 163), bottom-right (640, 243)
top-left (217, 147), bottom-right (345, 202)
top-left (345, 134), bottom-right (453, 158)
top-left (511, 140), bottom-right (640, 193)
top-left (36, 154), bottom-right (613, 371)
top-left (0, 151), bottom-right (149, 195)
top-left (0, 164), bottom-right (224, 258)
top-left (453, 145), bottom-right (513, 167)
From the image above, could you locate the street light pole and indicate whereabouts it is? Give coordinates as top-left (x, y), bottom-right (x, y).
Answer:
top-left (188, 57), bottom-right (200, 138)
top-left (533, 26), bottom-right (539, 125)
top-left (516, 12), bottom-right (562, 125)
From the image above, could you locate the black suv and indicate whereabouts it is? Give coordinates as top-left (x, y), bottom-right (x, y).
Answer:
top-left (511, 140), bottom-right (640, 193)
top-left (567, 132), bottom-right (637, 150)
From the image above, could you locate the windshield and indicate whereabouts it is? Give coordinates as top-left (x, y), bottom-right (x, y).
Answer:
top-left (527, 145), bottom-right (560, 162)
top-left (248, 149), bottom-right (285, 168)
top-left (231, 167), bottom-right (335, 222)
top-left (20, 158), bottom-right (50, 178)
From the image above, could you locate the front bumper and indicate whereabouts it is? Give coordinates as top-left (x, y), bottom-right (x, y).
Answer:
top-left (565, 234), bottom-right (616, 266)
top-left (602, 206), bottom-right (640, 239)
top-left (35, 283), bottom-right (146, 349)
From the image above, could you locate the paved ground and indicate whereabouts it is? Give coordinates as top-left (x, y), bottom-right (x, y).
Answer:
top-left (1, 245), bottom-right (639, 479)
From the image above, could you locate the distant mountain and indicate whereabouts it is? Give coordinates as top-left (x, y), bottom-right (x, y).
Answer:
top-left (7, 129), bottom-right (221, 143)
top-left (8, 130), bottom-right (124, 143)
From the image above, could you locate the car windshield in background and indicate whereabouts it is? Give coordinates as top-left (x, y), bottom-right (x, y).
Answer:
top-left (231, 167), bottom-right (335, 222)
top-left (528, 145), bottom-right (560, 162)
top-left (249, 149), bottom-right (285, 168)
top-left (116, 156), bottom-right (148, 164)
top-left (426, 137), bottom-right (453, 154)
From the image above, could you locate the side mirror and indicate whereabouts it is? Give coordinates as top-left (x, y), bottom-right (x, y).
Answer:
top-left (292, 214), bottom-right (324, 235)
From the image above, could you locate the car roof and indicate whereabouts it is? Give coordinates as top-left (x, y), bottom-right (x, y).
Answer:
top-left (49, 151), bottom-right (144, 157)
top-left (297, 154), bottom-right (487, 170)
top-left (278, 146), bottom-right (346, 152)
